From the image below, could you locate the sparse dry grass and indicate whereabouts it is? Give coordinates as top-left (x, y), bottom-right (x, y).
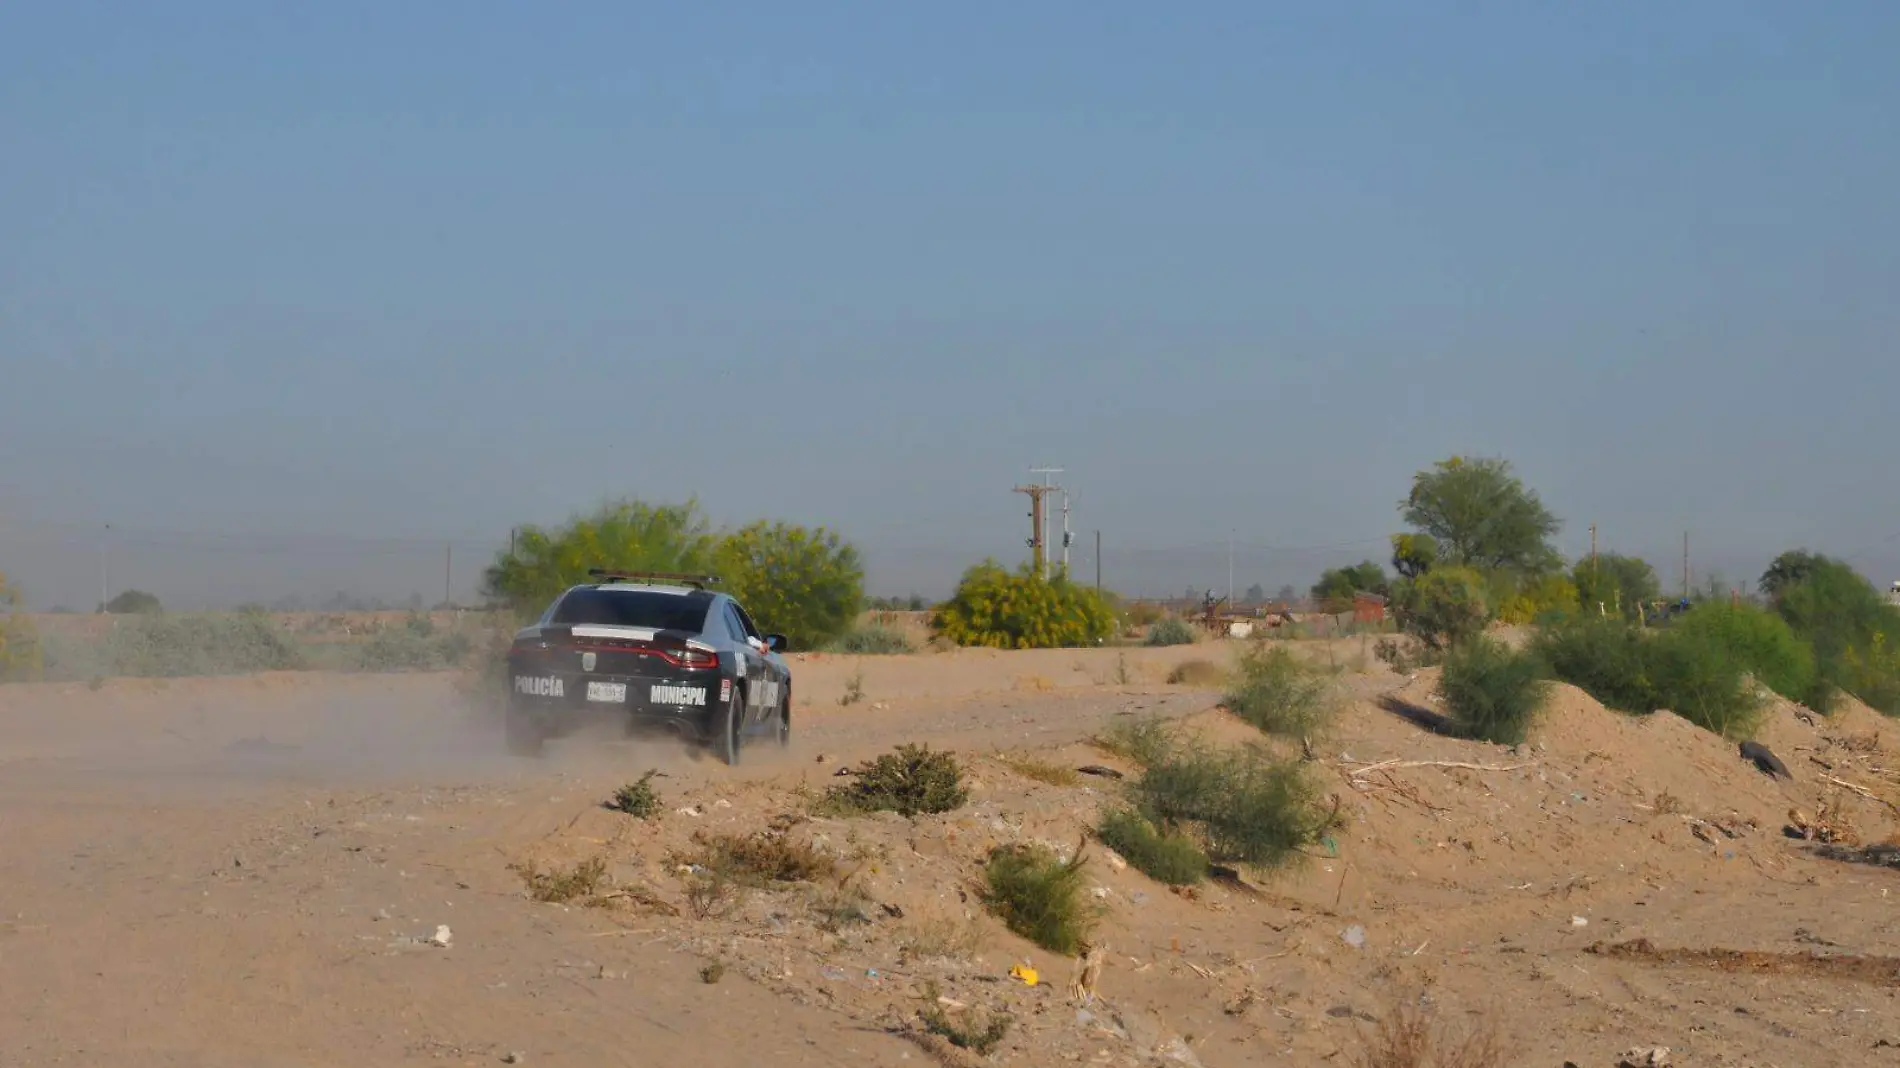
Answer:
top-left (996, 752), bottom-right (1080, 787)
top-left (511, 856), bottom-right (611, 904)
top-left (917, 982), bottom-right (1012, 1056)
top-left (898, 912), bottom-right (985, 962)
top-left (1350, 1000), bottom-right (1510, 1068)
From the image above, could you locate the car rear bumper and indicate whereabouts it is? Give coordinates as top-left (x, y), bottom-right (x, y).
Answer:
top-left (507, 667), bottom-right (726, 731)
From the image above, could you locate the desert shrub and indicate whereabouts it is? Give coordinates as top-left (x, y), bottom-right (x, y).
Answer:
top-left (1533, 616), bottom-right (1762, 737)
top-left (100, 610), bottom-right (307, 678)
top-left (1144, 616), bottom-right (1197, 647)
top-left (1436, 635), bottom-right (1550, 745)
top-left (1097, 806), bottom-right (1207, 885)
top-left (1091, 715), bottom-right (1180, 768)
top-left (1764, 552), bottom-right (1900, 714)
top-left (1531, 616), bottom-right (1655, 713)
top-left (1224, 644), bottom-right (1337, 742)
top-left (512, 856), bottom-right (611, 903)
top-left (354, 613), bottom-right (474, 672)
top-left (682, 830), bottom-right (837, 887)
top-left (0, 573), bottom-right (43, 683)
top-left (607, 770), bottom-right (662, 818)
top-left (827, 621), bottom-right (917, 655)
top-left (918, 982), bottom-right (1013, 1055)
top-left (1394, 567), bottom-right (1490, 651)
top-left (929, 560), bottom-right (1115, 649)
top-left (715, 520), bottom-right (866, 652)
top-left (1646, 630), bottom-right (1764, 737)
top-left (1166, 658), bottom-right (1226, 686)
top-left (980, 841), bottom-right (1097, 955)
top-left (824, 744), bottom-right (968, 817)
top-left (1119, 600), bottom-right (1166, 630)
top-left (1351, 998), bottom-right (1510, 1068)
top-left (1668, 601), bottom-right (1815, 702)
top-left (1130, 737), bottom-right (1338, 871)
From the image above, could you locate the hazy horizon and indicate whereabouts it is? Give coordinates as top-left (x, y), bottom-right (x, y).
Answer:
top-left (5, 3), bottom-right (1897, 611)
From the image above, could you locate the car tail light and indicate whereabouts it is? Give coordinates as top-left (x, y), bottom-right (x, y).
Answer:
top-left (673, 646), bottom-right (718, 670)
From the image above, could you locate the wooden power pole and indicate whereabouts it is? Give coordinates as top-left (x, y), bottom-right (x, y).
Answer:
top-left (1014, 482), bottom-right (1057, 578)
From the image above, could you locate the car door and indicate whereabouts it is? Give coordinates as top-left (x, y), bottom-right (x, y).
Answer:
top-left (723, 601), bottom-right (769, 725)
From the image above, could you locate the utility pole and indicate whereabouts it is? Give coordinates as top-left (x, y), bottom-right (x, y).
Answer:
top-left (1017, 466), bottom-right (1063, 579)
top-left (1682, 531), bottom-right (1690, 601)
top-left (1060, 490), bottom-right (1073, 575)
top-left (1589, 523), bottom-right (1597, 570)
top-left (445, 544), bottom-right (453, 609)
top-left (1094, 530), bottom-right (1102, 592)
top-left (1227, 530), bottom-right (1235, 606)
top-left (98, 523), bottom-right (110, 613)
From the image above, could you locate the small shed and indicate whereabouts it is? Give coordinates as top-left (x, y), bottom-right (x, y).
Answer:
top-left (1351, 592), bottom-right (1387, 625)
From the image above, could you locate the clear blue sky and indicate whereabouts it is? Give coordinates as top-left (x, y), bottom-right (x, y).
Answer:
top-left (3, 1), bottom-right (1897, 609)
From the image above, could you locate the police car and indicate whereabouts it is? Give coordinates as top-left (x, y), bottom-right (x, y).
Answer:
top-left (503, 569), bottom-right (791, 765)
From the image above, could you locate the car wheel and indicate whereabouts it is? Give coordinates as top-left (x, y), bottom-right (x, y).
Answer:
top-left (774, 695), bottom-right (791, 747)
top-left (504, 700), bottom-right (546, 757)
top-left (717, 688), bottom-right (744, 766)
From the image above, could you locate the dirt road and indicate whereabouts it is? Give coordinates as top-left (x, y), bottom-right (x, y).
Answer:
top-left (7, 644), bottom-right (1900, 1066)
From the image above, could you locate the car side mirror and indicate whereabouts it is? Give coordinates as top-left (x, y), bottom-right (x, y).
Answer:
top-left (764, 634), bottom-right (788, 652)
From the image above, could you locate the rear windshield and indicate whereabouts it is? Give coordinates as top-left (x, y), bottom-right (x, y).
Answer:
top-left (550, 589), bottom-right (711, 632)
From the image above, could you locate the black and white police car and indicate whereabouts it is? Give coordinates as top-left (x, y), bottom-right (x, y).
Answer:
top-left (503, 570), bottom-right (791, 764)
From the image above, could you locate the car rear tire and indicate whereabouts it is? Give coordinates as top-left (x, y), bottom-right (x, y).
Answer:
top-left (505, 700), bottom-right (546, 758)
top-left (717, 688), bottom-right (744, 766)
top-left (773, 694), bottom-right (790, 747)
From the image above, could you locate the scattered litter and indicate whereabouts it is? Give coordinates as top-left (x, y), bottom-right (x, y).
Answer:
top-left (713, 799), bottom-right (732, 810)
top-left (1342, 925), bottom-right (1367, 949)
top-left (1010, 963), bottom-right (1040, 986)
top-left (675, 805), bottom-right (703, 817)
top-left (501, 1053), bottom-right (525, 1065)
top-left (1616, 1048), bottom-right (1670, 1068)
top-left (1104, 851), bottom-right (1128, 872)
top-left (1091, 887), bottom-right (1110, 900)
top-left (1570, 916), bottom-right (1589, 928)
top-left (1076, 765), bottom-right (1125, 780)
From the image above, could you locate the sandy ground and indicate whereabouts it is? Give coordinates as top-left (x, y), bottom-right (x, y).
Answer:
top-left (5, 640), bottom-right (1900, 1067)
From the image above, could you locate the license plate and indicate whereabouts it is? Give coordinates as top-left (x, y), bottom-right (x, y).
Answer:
top-left (586, 681), bottom-right (627, 703)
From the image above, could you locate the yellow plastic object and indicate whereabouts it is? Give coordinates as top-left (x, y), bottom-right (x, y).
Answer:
top-left (1009, 963), bottom-right (1039, 986)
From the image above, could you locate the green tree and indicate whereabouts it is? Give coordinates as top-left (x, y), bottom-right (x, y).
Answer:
top-left (104, 589), bottom-right (163, 615)
top-left (1310, 561), bottom-right (1389, 608)
top-left (1572, 553), bottom-right (1660, 621)
top-left (1390, 533), bottom-right (1438, 579)
top-left (714, 520), bottom-right (865, 651)
top-left (1395, 565), bottom-right (1490, 651)
top-left (930, 561), bottom-right (1116, 649)
top-left (1400, 456), bottom-right (1562, 575)
top-left (1763, 551), bottom-right (1900, 712)
top-left (481, 498), bottom-right (718, 618)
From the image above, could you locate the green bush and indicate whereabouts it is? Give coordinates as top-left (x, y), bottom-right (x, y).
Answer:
top-left (980, 841), bottom-right (1097, 956)
top-left (824, 744), bottom-right (969, 817)
top-left (99, 611), bottom-right (307, 678)
top-left (827, 622), bottom-right (918, 655)
top-left (481, 498), bottom-right (720, 619)
top-left (1143, 616), bottom-right (1197, 647)
top-left (1097, 807), bottom-right (1207, 886)
top-left (1436, 635), bottom-right (1550, 745)
top-left (1224, 644), bottom-right (1337, 742)
top-left (1646, 630), bottom-right (1764, 737)
top-left (1531, 616), bottom-right (1654, 713)
top-left (608, 771), bottom-right (663, 819)
top-left (1129, 734), bottom-right (1337, 871)
top-left (1395, 566), bottom-right (1490, 651)
top-left (1533, 616), bottom-right (1762, 737)
top-left (715, 520), bottom-right (866, 652)
top-left (1763, 551), bottom-right (1900, 714)
top-left (353, 613), bottom-right (475, 672)
top-left (929, 561), bottom-right (1116, 649)
top-left (1668, 602), bottom-right (1815, 703)
top-left (1091, 715), bottom-right (1180, 768)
